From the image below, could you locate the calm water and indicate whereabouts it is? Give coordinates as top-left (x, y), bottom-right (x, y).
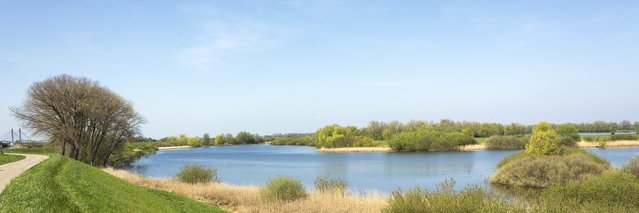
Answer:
top-left (126, 144), bottom-right (639, 193)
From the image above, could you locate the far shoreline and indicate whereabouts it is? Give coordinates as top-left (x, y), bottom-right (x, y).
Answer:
top-left (315, 140), bottom-right (639, 153)
top-left (151, 140), bottom-right (639, 153)
top-left (157, 145), bottom-right (192, 150)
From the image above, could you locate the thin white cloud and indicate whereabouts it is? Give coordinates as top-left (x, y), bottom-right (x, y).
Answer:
top-left (177, 18), bottom-right (280, 72)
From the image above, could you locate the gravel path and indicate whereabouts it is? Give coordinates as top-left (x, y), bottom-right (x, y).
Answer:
top-left (0, 153), bottom-right (49, 194)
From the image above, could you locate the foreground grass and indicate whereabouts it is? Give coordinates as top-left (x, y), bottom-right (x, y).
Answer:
top-left (0, 154), bottom-right (25, 165)
top-left (0, 154), bottom-right (226, 213)
top-left (105, 168), bottom-right (386, 213)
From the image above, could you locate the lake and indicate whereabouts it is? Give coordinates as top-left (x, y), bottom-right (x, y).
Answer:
top-left (126, 144), bottom-right (639, 194)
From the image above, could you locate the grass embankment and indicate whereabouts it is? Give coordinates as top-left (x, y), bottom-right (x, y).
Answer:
top-left (104, 168), bottom-right (386, 213)
top-left (0, 151), bottom-right (226, 213)
top-left (0, 154), bottom-right (25, 165)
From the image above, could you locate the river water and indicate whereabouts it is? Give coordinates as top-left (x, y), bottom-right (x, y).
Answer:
top-left (126, 144), bottom-right (639, 193)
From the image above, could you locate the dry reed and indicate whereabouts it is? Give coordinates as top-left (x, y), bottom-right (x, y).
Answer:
top-left (103, 168), bottom-right (387, 213)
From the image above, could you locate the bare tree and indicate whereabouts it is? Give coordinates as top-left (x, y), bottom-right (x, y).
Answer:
top-left (11, 74), bottom-right (145, 166)
top-left (620, 120), bottom-right (632, 130)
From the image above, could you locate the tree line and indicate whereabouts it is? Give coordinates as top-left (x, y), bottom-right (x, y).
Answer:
top-left (270, 119), bottom-right (637, 149)
top-left (158, 131), bottom-right (264, 147)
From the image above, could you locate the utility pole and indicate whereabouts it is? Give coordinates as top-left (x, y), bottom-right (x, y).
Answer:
top-left (19, 128), bottom-right (22, 143)
top-left (11, 128), bottom-right (14, 143)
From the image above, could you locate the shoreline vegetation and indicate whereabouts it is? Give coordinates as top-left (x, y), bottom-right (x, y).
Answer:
top-left (314, 140), bottom-right (639, 153)
top-left (112, 119), bottom-right (639, 162)
top-left (104, 168), bottom-right (386, 213)
top-left (158, 145), bottom-right (193, 150)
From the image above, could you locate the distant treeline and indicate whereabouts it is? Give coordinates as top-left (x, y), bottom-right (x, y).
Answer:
top-left (158, 131), bottom-right (265, 147)
top-left (269, 119), bottom-right (639, 150)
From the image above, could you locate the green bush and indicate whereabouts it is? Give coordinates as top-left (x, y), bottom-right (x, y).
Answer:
top-left (314, 175), bottom-right (348, 195)
top-left (526, 122), bottom-right (562, 155)
top-left (541, 172), bottom-right (639, 209)
top-left (484, 135), bottom-right (526, 150)
top-left (383, 181), bottom-right (523, 213)
top-left (388, 130), bottom-right (433, 151)
top-left (491, 152), bottom-right (610, 188)
top-left (388, 130), bottom-right (473, 152)
top-left (352, 136), bottom-right (380, 147)
top-left (556, 123), bottom-right (580, 141)
top-left (271, 136), bottom-right (315, 146)
top-left (176, 164), bottom-right (220, 184)
top-left (557, 136), bottom-right (577, 147)
top-left (260, 176), bottom-right (307, 202)
top-left (622, 154), bottom-right (639, 178)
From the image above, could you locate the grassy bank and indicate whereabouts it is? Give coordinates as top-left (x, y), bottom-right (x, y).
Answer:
top-left (0, 152), bottom-right (226, 213)
top-left (104, 168), bottom-right (386, 213)
top-left (0, 154), bottom-right (25, 165)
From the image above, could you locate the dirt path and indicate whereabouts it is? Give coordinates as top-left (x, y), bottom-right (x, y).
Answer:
top-left (0, 153), bottom-right (49, 194)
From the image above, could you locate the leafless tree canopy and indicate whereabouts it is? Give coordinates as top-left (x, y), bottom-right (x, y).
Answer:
top-left (11, 74), bottom-right (145, 166)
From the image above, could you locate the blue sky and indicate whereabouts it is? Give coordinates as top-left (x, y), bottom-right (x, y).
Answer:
top-left (1, 0), bottom-right (638, 138)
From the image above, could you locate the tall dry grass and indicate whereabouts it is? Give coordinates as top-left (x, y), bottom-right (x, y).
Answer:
top-left (103, 168), bottom-right (386, 213)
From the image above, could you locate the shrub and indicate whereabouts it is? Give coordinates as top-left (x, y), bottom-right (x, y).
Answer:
top-left (484, 136), bottom-right (526, 150)
top-left (352, 136), bottom-right (379, 147)
top-left (622, 154), bottom-right (639, 178)
top-left (491, 152), bottom-right (610, 188)
top-left (541, 172), bottom-right (639, 209)
top-left (176, 164), bottom-right (220, 184)
top-left (388, 130), bottom-right (468, 152)
top-left (557, 136), bottom-right (577, 147)
top-left (525, 122), bottom-right (562, 155)
top-left (442, 132), bottom-right (476, 146)
top-left (556, 123), bottom-right (580, 141)
top-left (314, 175), bottom-right (347, 195)
top-left (260, 176), bottom-right (307, 202)
top-left (496, 151), bottom-right (527, 168)
top-left (388, 130), bottom-right (433, 151)
top-left (383, 181), bottom-right (523, 213)
top-left (271, 136), bottom-right (315, 146)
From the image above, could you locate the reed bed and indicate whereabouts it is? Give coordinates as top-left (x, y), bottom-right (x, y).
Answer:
top-left (103, 168), bottom-right (386, 213)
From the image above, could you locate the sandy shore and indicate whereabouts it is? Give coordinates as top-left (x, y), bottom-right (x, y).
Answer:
top-left (158, 145), bottom-right (192, 150)
top-left (317, 147), bottom-right (393, 153)
top-left (577, 140), bottom-right (639, 148)
top-left (459, 144), bottom-right (487, 151)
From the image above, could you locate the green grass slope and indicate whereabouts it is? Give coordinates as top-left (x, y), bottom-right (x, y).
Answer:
top-left (0, 154), bottom-right (25, 165)
top-left (0, 154), bottom-right (226, 213)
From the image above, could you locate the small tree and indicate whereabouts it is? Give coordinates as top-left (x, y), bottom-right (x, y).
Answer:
top-left (187, 137), bottom-right (201, 147)
top-left (526, 122), bottom-right (562, 155)
top-left (620, 120), bottom-right (632, 130)
top-left (556, 124), bottom-right (580, 141)
top-left (201, 133), bottom-right (211, 146)
top-left (214, 134), bottom-right (224, 145)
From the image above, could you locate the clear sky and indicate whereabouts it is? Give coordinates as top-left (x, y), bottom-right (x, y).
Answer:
top-left (1, 1), bottom-right (638, 139)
